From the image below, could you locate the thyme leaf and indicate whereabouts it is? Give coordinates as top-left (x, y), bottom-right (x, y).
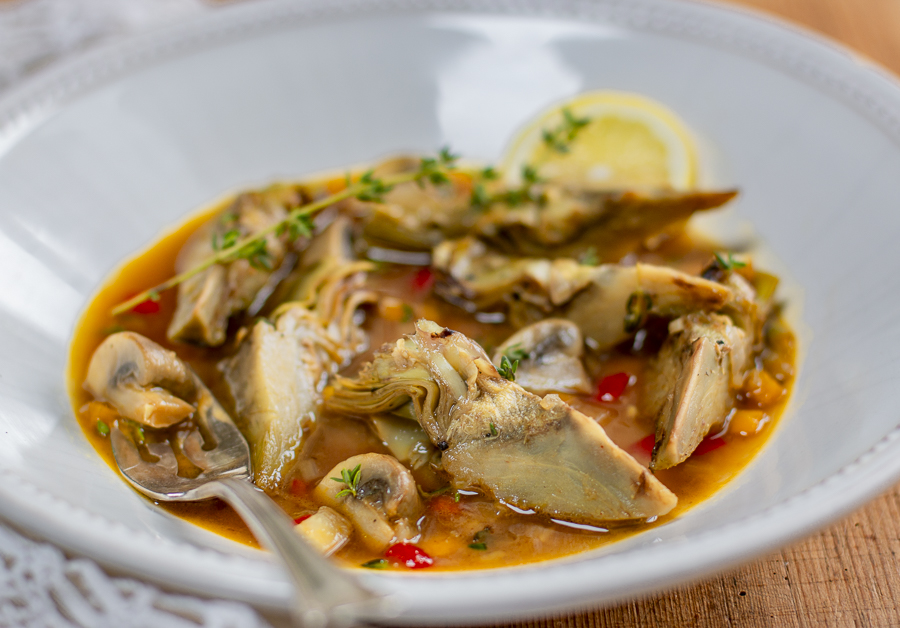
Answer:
top-left (498, 355), bottom-right (518, 381)
top-left (111, 148), bottom-right (461, 316)
top-left (503, 343), bottom-right (529, 362)
top-left (578, 247), bottom-right (599, 266)
top-left (714, 251), bottom-right (747, 271)
top-left (331, 463), bottom-right (362, 499)
top-left (541, 107), bottom-right (591, 153)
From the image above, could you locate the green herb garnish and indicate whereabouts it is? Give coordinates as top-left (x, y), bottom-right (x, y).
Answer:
top-left (469, 527), bottom-right (491, 550)
top-left (96, 420), bottom-right (110, 437)
top-left (361, 559), bottom-right (388, 569)
top-left (624, 291), bottom-right (652, 333)
top-left (480, 166), bottom-right (499, 180)
top-left (498, 355), bottom-right (518, 381)
top-left (541, 107), bottom-right (591, 153)
top-left (111, 148), bottom-right (460, 316)
top-left (331, 464), bottom-right (362, 498)
top-left (579, 247), bottom-right (599, 266)
top-left (714, 251), bottom-right (747, 271)
top-left (503, 343), bottom-right (529, 362)
top-left (401, 304), bottom-right (415, 323)
top-left (489, 422), bottom-right (498, 437)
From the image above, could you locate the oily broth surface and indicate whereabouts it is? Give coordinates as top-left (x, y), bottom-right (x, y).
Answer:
top-left (68, 190), bottom-right (795, 571)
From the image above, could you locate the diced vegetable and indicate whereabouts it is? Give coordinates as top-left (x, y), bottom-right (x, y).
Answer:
top-left (742, 369), bottom-right (785, 408)
top-left (729, 409), bottom-right (769, 436)
top-left (596, 372), bottom-right (630, 402)
top-left (429, 494), bottom-right (463, 518)
top-left (131, 298), bottom-right (160, 314)
top-left (293, 514), bottom-right (312, 524)
top-left (692, 435), bottom-right (727, 456)
top-left (636, 434), bottom-right (656, 455)
top-left (384, 542), bottom-right (434, 569)
top-left (411, 268), bottom-right (434, 292)
top-left (289, 479), bottom-right (308, 497)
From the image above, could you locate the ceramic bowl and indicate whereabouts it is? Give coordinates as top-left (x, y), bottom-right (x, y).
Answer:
top-left (2, 0), bottom-right (900, 623)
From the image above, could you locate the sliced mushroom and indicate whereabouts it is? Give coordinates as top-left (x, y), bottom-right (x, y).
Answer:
top-left (492, 319), bottom-right (591, 395)
top-left (314, 453), bottom-right (423, 552)
top-left (327, 320), bottom-right (677, 524)
top-left (294, 506), bottom-right (353, 556)
top-left (168, 185), bottom-right (308, 346)
top-left (642, 313), bottom-right (753, 470)
top-left (85, 332), bottom-right (197, 428)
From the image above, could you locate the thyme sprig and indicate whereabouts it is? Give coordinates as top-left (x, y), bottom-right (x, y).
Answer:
top-left (331, 463), bottom-right (363, 498)
top-left (714, 251), bottom-right (747, 271)
top-left (498, 355), bottom-right (519, 381)
top-left (111, 149), bottom-right (458, 316)
top-left (542, 107), bottom-right (591, 153)
top-left (541, 107), bottom-right (591, 153)
top-left (470, 164), bottom-right (547, 212)
top-left (503, 343), bottom-right (530, 362)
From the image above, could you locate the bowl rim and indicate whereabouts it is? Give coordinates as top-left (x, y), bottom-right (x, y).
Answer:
top-left (2, 0), bottom-right (900, 622)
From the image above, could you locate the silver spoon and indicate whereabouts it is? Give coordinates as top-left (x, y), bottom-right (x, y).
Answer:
top-left (110, 412), bottom-right (393, 628)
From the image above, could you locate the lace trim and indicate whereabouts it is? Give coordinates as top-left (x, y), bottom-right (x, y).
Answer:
top-left (0, 524), bottom-right (271, 628)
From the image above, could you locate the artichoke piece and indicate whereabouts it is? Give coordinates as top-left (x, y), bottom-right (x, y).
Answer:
top-left (434, 237), bottom-right (732, 349)
top-left (473, 186), bottom-right (738, 258)
top-left (352, 157), bottom-right (475, 249)
top-left (492, 319), bottom-right (591, 395)
top-left (168, 185), bottom-right (308, 347)
top-left (222, 218), bottom-right (376, 490)
top-left (642, 313), bottom-right (753, 470)
top-left (327, 320), bottom-right (677, 524)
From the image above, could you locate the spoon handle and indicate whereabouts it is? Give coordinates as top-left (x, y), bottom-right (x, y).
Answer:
top-left (210, 476), bottom-right (386, 628)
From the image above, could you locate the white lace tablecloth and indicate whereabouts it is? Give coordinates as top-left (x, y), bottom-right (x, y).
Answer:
top-left (0, 2), bottom-right (274, 626)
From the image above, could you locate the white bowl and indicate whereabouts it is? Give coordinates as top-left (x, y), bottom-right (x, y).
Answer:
top-left (1, 0), bottom-right (900, 623)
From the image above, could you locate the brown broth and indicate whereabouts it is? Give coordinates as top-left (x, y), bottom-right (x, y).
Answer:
top-left (67, 191), bottom-right (796, 571)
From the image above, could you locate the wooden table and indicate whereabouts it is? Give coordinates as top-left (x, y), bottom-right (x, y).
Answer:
top-left (491, 2), bottom-right (900, 626)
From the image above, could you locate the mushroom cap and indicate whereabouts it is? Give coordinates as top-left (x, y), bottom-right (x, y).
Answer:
top-left (84, 331), bottom-right (197, 428)
top-left (314, 453), bottom-right (423, 552)
top-left (492, 319), bottom-right (591, 395)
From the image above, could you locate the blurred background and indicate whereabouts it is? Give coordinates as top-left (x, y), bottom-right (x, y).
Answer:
top-left (2, 0), bottom-right (900, 94)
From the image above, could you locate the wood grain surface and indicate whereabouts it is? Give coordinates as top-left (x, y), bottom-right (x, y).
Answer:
top-left (486, 1), bottom-right (900, 627)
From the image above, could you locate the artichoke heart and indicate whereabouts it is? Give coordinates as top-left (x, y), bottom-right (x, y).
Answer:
top-left (327, 320), bottom-right (677, 524)
top-left (222, 218), bottom-right (376, 491)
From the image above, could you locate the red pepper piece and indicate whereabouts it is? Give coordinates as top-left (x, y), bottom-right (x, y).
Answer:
top-left (384, 542), bottom-right (434, 569)
top-left (596, 372), bottom-right (630, 402)
top-left (411, 268), bottom-right (434, 292)
top-left (289, 478), bottom-right (307, 496)
top-left (429, 494), bottom-right (463, 518)
top-left (131, 298), bottom-right (160, 314)
top-left (693, 435), bottom-right (727, 456)
top-left (636, 434), bottom-right (656, 455)
top-left (293, 514), bottom-right (312, 525)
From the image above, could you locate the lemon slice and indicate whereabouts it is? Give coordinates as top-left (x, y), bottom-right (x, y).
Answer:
top-left (500, 91), bottom-right (697, 190)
